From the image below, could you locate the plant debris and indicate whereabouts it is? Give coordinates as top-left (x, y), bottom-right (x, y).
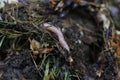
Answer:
top-left (0, 0), bottom-right (120, 80)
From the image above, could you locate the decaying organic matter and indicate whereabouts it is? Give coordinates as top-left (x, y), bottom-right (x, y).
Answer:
top-left (0, 0), bottom-right (120, 80)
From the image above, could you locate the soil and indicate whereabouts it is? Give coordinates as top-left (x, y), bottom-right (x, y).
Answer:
top-left (0, 0), bottom-right (119, 80)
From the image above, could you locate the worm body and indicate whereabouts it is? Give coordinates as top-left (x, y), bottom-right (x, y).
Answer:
top-left (43, 23), bottom-right (70, 52)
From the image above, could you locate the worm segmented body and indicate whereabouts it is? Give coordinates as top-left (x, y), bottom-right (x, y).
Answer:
top-left (43, 23), bottom-right (70, 52)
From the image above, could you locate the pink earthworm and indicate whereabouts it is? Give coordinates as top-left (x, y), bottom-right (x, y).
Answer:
top-left (43, 23), bottom-right (70, 52)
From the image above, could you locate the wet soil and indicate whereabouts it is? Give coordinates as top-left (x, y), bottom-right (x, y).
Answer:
top-left (0, 0), bottom-right (119, 80)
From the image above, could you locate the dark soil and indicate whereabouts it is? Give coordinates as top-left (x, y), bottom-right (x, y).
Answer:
top-left (0, 0), bottom-right (119, 80)
top-left (0, 50), bottom-right (39, 80)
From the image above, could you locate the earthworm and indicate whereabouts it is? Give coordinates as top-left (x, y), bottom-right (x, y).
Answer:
top-left (43, 23), bottom-right (70, 52)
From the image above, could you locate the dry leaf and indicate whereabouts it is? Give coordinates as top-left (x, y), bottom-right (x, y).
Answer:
top-left (111, 30), bottom-right (120, 56)
top-left (54, 1), bottom-right (64, 11)
top-left (40, 48), bottom-right (54, 53)
top-left (30, 39), bottom-right (41, 51)
top-left (96, 70), bottom-right (103, 77)
top-left (118, 71), bottom-right (120, 78)
top-left (97, 13), bottom-right (110, 30)
top-left (33, 48), bottom-right (54, 55)
top-left (33, 50), bottom-right (39, 55)
top-left (49, 0), bottom-right (56, 8)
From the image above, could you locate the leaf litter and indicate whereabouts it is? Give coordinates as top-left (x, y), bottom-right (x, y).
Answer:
top-left (0, 0), bottom-right (120, 80)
